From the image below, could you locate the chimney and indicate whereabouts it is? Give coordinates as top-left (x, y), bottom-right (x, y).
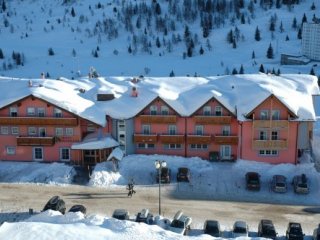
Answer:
top-left (131, 86), bottom-right (138, 97)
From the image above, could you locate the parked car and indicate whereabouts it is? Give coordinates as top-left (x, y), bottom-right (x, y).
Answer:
top-left (156, 167), bottom-right (171, 184)
top-left (43, 196), bottom-right (66, 214)
top-left (203, 220), bottom-right (221, 237)
top-left (292, 174), bottom-right (309, 194)
top-left (286, 222), bottom-right (304, 240)
top-left (313, 224), bottom-right (320, 240)
top-left (168, 210), bottom-right (192, 235)
top-left (245, 172), bottom-right (261, 191)
top-left (232, 220), bottom-right (249, 238)
top-left (271, 174), bottom-right (287, 193)
top-left (177, 167), bottom-right (190, 182)
top-left (112, 209), bottom-right (130, 220)
top-left (258, 219), bottom-right (277, 239)
top-left (68, 204), bottom-right (87, 215)
top-left (135, 208), bottom-right (154, 224)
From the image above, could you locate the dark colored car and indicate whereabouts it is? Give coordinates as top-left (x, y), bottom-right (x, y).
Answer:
top-left (313, 224), bottom-right (320, 240)
top-left (203, 220), bottom-right (221, 237)
top-left (245, 172), bottom-right (261, 191)
top-left (177, 167), bottom-right (190, 182)
top-left (135, 208), bottom-right (154, 224)
top-left (258, 219), bottom-right (277, 239)
top-left (43, 196), bottom-right (66, 214)
top-left (292, 174), bottom-right (309, 194)
top-left (156, 167), bottom-right (171, 184)
top-left (112, 209), bottom-right (130, 220)
top-left (68, 204), bottom-right (87, 215)
top-left (286, 222), bottom-right (304, 240)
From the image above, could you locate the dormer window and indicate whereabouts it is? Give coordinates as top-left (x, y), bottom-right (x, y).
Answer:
top-left (215, 106), bottom-right (222, 116)
top-left (150, 105), bottom-right (157, 115)
top-left (203, 106), bottom-right (211, 116)
top-left (10, 107), bottom-right (18, 117)
top-left (54, 108), bottom-right (62, 118)
top-left (272, 110), bottom-right (280, 120)
top-left (161, 106), bottom-right (169, 115)
top-left (27, 107), bottom-right (35, 116)
top-left (260, 110), bottom-right (269, 120)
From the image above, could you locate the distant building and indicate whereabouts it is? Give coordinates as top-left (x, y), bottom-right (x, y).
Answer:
top-left (302, 23), bottom-right (320, 61)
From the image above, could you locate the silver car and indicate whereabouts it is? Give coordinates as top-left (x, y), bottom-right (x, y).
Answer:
top-left (271, 175), bottom-right (287, 193)
top-left (292, 174), bottom-right (309, 194)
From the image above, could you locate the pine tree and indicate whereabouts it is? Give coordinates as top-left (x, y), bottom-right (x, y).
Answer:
top-left (128, 45), bottom-right (132, 54)
top-left (310, 68), bottom-right (315, 76)
top-left (285, 35), bottom-right (289, 41)
top-left (311, 2), bottom-right (316, 10)
top-left (266, 43), bottom-right (274, 59)
top-left (0, 48), bottom-right (3, 59)
top-left (276, 0), bottom-right (281, 8)
top-left (48, 48), bottom-right (54, 56)
top-left (255, 27), bottom-right (261, 41)
top-left (277, 69), bottom-right (281, 76)
top-left (292, 17), bottom-right (297, 29)
top-left (297, 28), bottom-right (302, 39)
top-left (187, 45), bottom-right (193, 57)
top-left (155, 3), bottom-right (161, 15)
top-left (232, 38), bottom-right (237, 49)
top-left (227, 29), bottom-right (234, 43)
top-left (259, 64), bottom-right (265, 73)
top-left (239, 64), bottom-right (244, 74)
top-left (1, 0), bottom-right (6, 12)
top-left (252, 50), bottom-right (256, 59)
top-left (301, 13), bottom-right (307, 24)
top-left (169, 70), bottom-right (175, 77)
top-left (156, 37), bottom-right (161, 48)
top-left (232, 68), bottom-right (238, 75)
top-left (72, 48), bottom-right (76, 57)
top-left (199, 46), bottom-right (204, 55)
top-left (269, 21), bottom-right (275, 32)
top-left (279, 21), bottom-right (284, 33)
top-left (71, 7), bottom-right (76, 17)
top-left (184, 25), bottom-right (190, 40)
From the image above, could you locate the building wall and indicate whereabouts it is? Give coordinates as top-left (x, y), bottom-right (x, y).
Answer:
top-left (302, 23), bottom-right (320, 61)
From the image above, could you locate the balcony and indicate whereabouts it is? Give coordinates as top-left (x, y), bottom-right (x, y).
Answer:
top-left (194, 115), bottom-right (231, 125)
top-left (214, 135), bottom-right (238, 145)
top-left (252, 139), bottom-right (288, 150)
top-left (133, 134), bottom-right (157, 143)
top-left (139, 115), bottom-right (177, 124)
top-left (57, 136), bottom-right (81, 142)
top-left (187, 135), bottom-right (212, 144)
top-left (17, 136), bottom-right (55, 146)
top-left (253, 120), bottom-right (289, 129)
top-left (0, 117), bottom-right (78, 126)
top-left (159, 135), bottom-right (185, 144)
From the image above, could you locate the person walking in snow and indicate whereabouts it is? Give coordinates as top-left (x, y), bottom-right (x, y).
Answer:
top-left (127, 179), bottom-right (136, 197)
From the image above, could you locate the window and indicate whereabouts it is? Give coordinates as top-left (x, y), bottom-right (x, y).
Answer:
top-left (10, 107), bottom-right (18, 117)
top-left (190, 144), bottom-right (208, 149)
top-left (55, 128), bottom-right (63, 136)
top-left (65, 128), bottom-right (74, 136)
top-left (260, 110), bottom-right (269, 120)
top-left (60, 148), bottom-right (70, 161)
top-left (272, 110), bottom-right (280, 120)
top-left (271, 131), bottom-right (278, 140)
top-left (39, 127), bottom-right (46, 137)
top-left (6, 146), bottom-right (16, 155)
top-left (259, 150), bottom-right (278, 156)
top-left (142, 125), bottom-right (151, 134)
top-left (28, 127), bottom-right (37, 136)
top-left (195, 125), bottom-right (203, 135)
top-left (203, 106), bottom-right (211, 116)
top-left (137, 143), bottom-right (155, 149)
top-left (222, 126), bottom-right (231, 136)
top-left (87, 124), bottom-right (96, 132)
top-left (54, 108), bottom-right (62, 118)
top-left (161, 106), bottom-right (169, 115)
top-left (27, 107), bottom-right (35, 116)
top-left (11, 127), bottom-right (19, 135)
top-left (259, 131), bottom-right (268, 140)
top-left (220, 145), bottom-right (231, 159)
top-left (37, 108), bottom-right (45, 117)
top-left (168, 125), bottom-right (176, 135)
top-left (1, 126), bottom-right (9, 135)
top-left (33, 147), bottom-right (43, 161)
top-left (215, 106), bottom-right (222, 116)
top-left (150, 105), bottom-right (157, 115)
top-left (164, 144), bottom-right (181, 149)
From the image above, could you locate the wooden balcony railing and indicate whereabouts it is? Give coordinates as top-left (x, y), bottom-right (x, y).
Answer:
top-left (0, 117), bottom-right (78, 126)
top-left (17, 136), bottom-right (55, 146)
top-left (158, 135), bottom-right (185, 144)
top-left (194, 115), bottom-right (232, 125)
top-left (133, 134), bottom-right (157, 143)
top-left (214, 135), bottom-right (238, 145)
top-left (252, 139), bottom-right (288, 150)
top-left (56, 136), bottom-right (81, 142)
top-left (253, 120), bottom-right (289, 129)
top-left (139, 115), bottom-right (177, 124)
top-left (187, 135), bottom-right (212, 144)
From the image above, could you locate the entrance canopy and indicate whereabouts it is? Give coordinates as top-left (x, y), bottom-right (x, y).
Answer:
top-left (71, 133), bottom-right (119, 150)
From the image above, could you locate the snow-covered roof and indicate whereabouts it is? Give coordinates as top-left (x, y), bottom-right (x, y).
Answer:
top-left (0, 74), bottom-right (318, 122)
top-left (107, 147), bottom-right (124, 161)
top-left (71, 133), bottom-right (119, 150)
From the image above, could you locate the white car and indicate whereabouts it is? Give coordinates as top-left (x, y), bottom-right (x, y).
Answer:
top-left (232, 220), bottom-right (249, 238)
top-left (168, 210), bottom-right (192, 235)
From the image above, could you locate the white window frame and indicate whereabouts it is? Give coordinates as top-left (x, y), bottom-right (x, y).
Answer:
top-left (271, 131), bottom-right (278, 140)
top-left (39, 127), bottom-right (46, 137)
top-left (161, 105), bottom-right (169, 115)
top-left (190, 144), bottom-right (208, 149)
top-left (65, 128), bottom-right (74, 136)
top-left (272, 110), bottom-right (280, 120)
top-left (220, 145), bottom-right (231, 159)
top-left (259, 149), bottom-right (278, 156)
top-left (54, 108), bottom-right (62, 118)
top-left (260, 110), bottom-right (269, 120)
top-left (222, 126), bottom-right (231, 136)
top-left (137, 143), bottom-right (155, 149)
top-left (168, 125), bottom-right (176, 135)
top-left (37, 107), bottom-right (45, 117)
top-left (11, 126), bottom-right (19, 135)
top-left (215, 106), bottom-right (222, 116)
top-left (27, 107), bottom-right (35, 116)
top-left (203, 106), bottom-right (211, 116)
top-left (33, 147), bottom-right (43, 161)
top-left (10, 107), bottom-right (18, 117)
top-left (150, 105), bottom-right (157, 115)
top-left (87, 124), bottom-right (96, 132)
top-left (195, 125), bottom-right (203, 135)
top-left (142, 125), bottom-right (151, 134)
top-left (259, 130), bottom-right (268, 140)
top-left (1, 126), bottom-right (9, 135)
top-left (28, 127), bottom-right (37, 136)
top-left (60, 148), bottom-right (70, 161)
top-left (164, 143), bottom-right (182, 149)
top-left (55, 128), bottom-right (63, 136)
top-left (6, 146), bottom-right (16, 155)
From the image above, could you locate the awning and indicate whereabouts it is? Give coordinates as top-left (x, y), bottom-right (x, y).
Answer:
top-left (71, 133), bottom-right (119, 150)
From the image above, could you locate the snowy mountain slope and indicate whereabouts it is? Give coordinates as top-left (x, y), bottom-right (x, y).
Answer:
top-left (0, 0), bottom-right (319, 79)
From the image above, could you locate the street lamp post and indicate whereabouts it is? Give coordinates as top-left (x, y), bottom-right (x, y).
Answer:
top-left (155, 160), bottom-right (167, 216)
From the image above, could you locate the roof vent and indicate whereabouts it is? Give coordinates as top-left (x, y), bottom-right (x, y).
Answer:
top-left (97, 93), bottom-right (115, 101)
top-left (131, 86), bottom-right (138, 97)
